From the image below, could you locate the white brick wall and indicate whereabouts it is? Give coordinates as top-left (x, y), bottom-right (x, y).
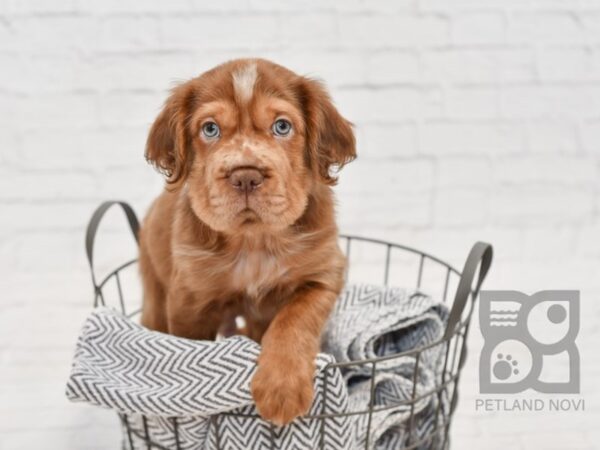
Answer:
top-left (1, 0), bottom-right (599, 448)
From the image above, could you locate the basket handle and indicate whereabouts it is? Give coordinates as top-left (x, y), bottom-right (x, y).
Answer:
top-left (85, 200), bottom-right (140, 288)
top-left (444, 241), bottom-right (493, 340)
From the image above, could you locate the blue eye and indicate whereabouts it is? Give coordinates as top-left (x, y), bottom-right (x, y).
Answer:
top-left (272, 119), bottom-right (292, 137)
top-left (201, 122), bottom-right (220, 139)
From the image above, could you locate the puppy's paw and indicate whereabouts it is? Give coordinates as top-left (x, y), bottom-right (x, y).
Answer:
top-left (251, 354), bottom-right (314, 426)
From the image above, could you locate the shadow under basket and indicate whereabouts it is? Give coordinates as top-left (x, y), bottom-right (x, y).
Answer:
top-left (84, 201), bottom-right (493, 450)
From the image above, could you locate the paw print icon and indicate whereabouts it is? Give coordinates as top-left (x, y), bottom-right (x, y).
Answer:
top-left (479, 290), bottom-right (579, 394)
top-left (493, 353), bottom-right (519, 380)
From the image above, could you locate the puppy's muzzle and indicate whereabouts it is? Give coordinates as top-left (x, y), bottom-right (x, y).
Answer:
top-left (228, 167), bottom-right (264, 194)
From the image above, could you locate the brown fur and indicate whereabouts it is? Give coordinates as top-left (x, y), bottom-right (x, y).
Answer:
top-left (139, 58), bottom-right (356, 425)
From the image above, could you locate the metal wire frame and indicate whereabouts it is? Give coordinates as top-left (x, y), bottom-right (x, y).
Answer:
top-left (85, 201), bottom-right (492, 450)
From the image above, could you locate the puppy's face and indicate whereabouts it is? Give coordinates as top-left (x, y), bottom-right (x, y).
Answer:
top-left (146, 59), bottom-right (355, 234)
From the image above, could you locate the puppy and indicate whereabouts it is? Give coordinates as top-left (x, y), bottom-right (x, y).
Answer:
top-left (139, 58), bottom-right (356, 425)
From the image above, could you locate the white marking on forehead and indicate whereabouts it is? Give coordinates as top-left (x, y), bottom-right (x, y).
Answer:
top-left (232, 62), bottom-right (258, 104)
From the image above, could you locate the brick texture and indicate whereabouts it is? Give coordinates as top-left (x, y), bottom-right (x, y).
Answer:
top-left (1, 0), bottom-right (599, 449)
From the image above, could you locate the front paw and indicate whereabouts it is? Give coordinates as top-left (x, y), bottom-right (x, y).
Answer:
top-left (251, 354), bottom-right (314, 426)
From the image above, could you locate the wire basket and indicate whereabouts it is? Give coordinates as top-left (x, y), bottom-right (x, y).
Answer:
top-left (85, 201), bottom-right (493, 450)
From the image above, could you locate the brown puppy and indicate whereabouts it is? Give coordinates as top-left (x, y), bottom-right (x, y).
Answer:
top-left (139, 59), bottom-right (356, 425)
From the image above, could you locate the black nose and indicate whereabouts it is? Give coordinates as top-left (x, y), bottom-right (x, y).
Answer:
top-left (228, 167), bottom-right (264, 193)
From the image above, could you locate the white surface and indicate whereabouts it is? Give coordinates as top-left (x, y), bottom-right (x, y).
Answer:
top-left (1, 0), bottom-right (599, 448)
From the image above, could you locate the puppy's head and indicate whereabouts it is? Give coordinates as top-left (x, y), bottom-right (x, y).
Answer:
top-left (146, 58), bottom-right (356, 234)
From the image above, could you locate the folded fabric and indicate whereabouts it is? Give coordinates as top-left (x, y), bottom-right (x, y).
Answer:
top-left (66, 284), bottom-right (449, 450)
top-left (322, 284), bottom-right (449, 449)
top-left (347, 372), bottom-right (448, 450)
top-left (66, 308), bottom-right (353, 450)
top-left (322, 284), bottom-right (448, 378)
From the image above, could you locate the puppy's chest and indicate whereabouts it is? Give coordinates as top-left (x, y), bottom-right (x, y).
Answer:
top-left (229, 250), bottom-right (289, 297)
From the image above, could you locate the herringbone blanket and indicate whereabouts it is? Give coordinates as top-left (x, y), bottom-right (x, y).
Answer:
top-left (323, 284), bottom-right (449, 449)
top-left (66, 284), bottom-right (448, 449)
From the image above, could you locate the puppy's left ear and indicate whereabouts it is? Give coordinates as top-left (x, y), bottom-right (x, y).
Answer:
top-left (297, 78), bottom-right (356, 185)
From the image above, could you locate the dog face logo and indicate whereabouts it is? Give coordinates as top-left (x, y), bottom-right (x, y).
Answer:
top-left (479, 290), bottom-right (580, 394)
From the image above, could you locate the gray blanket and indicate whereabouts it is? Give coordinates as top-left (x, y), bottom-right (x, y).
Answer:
top-left (323, 285), bottom-right (449, 449)
top-left (66, 284), bottom-right (448, 449)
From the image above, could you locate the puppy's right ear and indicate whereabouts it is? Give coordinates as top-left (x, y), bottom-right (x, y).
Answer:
top-left (145, 82), bottom-right (194, 186)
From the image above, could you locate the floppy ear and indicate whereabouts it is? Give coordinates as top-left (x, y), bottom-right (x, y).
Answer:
top-left (145, 82), bottom-right (194, 186)
top-left (297, 78), bottom-right (356, 185)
